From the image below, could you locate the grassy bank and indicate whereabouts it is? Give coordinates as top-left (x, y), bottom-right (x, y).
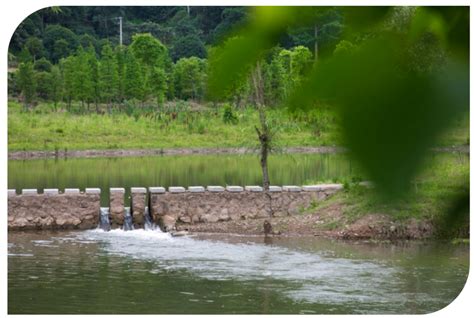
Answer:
top-left (8, 100), bottom-right (469, 151)
top-left (305, 152), bottom-right (469, 237)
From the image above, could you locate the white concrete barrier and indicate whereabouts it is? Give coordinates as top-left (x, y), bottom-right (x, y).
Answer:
top-left (282, 186), bottom-right (302, 192)
top-left (85, 188), bottom-right (101, 194)
top-left (207, 186), bottom-right (225, 192)
top-left (149, 187), bottom-right (165, 193)
top-left (131, 187), bottom-right (147, 194)
top-left (245, 186), bottom-right (263, 192)
top-left (64, 188), bottom-right (80, 194)
top-left (22, 189), bottom-right (37, 195)
top-left (188, 186), bottom-right (205, 193)
top-left (169, 186), bottom-right (186, 193)
top-left (44, 188), bottom-right (59, 195)
top-left (110, 188), bottom-right (125, 193)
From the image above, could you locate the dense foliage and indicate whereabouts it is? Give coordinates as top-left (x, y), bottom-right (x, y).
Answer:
top-left (9, 6), bottom-right (344, 111)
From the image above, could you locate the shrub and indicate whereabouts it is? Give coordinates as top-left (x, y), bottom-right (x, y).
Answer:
top-left (222, 104), bottom-right (238, 124)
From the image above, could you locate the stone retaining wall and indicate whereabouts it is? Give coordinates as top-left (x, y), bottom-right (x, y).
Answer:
top-left (8, 184), bottom-right (343, 231)
top-left (8, 188), bottom-right (101, 230)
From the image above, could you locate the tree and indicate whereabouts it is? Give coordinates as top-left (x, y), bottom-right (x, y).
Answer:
top-left (148, 67), bottom-right (168, 106)
top-left (49, 65), bottom-right (63, 110)
top-left (115, 47), bottom-right (126, 102)
top-left (173, 57), bottom-right (207, 100)
top-left (35, 71), bottom-right (52, 100)
top-left (72, 46), bottom-right (93, 111)
top-left (86, 45), bottom-right (100, 111)
top-left (129, 33), bottom-right (169, 69)
top-left (43, 25), bottom-right (78, 62)
top-left (33, 57), bottom-right (53, 72)
top-left (53, 39), bottom-right (71, 62)
top-left (99, 43), bottom-right (119, 112)
top-left (60, 55), bottom-right (76, 110)
top-left (17, 62), bottom-right (36, 110)
top-left (171, 34), bottom-right (207, 61)
top-left (251, 61), bottom-right (274, 190)
top-left (24, 37), bottom-right (45, 62)
top-left (124, 50), bottom-right (145, 102)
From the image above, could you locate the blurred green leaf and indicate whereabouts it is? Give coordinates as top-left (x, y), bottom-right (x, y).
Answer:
top-left (287, 34), bottom-right (468, 196)
top-left (208, 6), bottom-right (469, 199)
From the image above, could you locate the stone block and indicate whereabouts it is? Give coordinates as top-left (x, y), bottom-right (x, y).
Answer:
top-left (169, 186), bottom-right (185, 193)
top-left (8, 189), bottom-right (16, 197)
top-left (22, 189), bottom-right (37, 196)
top-left (207, 186), bottom-right (224, 192)
top-left (109, 189), bottom-right (125, 227)
top-left (302, 185), bottom-right (320, 192)
top-left (269, 186), bottom-right (282, 192)
top-left (282, 185), bottom-right (302, 192)
top-left (131, 191), bottom-right (147, 226)
top-left (149, 187), bottom-right (165, 193)
top-left (110, 187), bottom-right (125, 193)
top-left (188, 186), bottom-right (205, 193)
top-left (64, 188), bottom-right (80, 194)
top-left (226, 186), bottom-right (243, 192)
top-left (44, 188), bottom-right (59, 195)
top-left (85, 188), bottom-right (101, 194)
top-left (131, 187), bottom-right (147, 194)
top-left (245, 186), bottom-right (263, 192)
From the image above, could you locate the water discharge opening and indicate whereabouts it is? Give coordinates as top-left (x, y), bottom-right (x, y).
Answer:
top-left (123, 207), bottom-right (133, 231)
top-left (98, 207), bottom-right (111, 232)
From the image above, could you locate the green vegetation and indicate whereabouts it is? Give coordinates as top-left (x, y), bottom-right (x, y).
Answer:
top-left (8, 100), bottom-right (468, 151)
top-left (308, 153), bottom-right (469, 236)
top-left (7, 100), bottom-right (340, 150)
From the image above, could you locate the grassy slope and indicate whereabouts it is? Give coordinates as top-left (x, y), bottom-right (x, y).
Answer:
top-left (306, 153), bottom-right (469, 235)
top-left (8, 101), bottom-right (341, 151)
top-left (8, 100), bottom-right (469, 151)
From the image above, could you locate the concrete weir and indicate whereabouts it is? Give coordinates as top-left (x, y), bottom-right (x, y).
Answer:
top-left (7, 184), bottom-right (344, 231)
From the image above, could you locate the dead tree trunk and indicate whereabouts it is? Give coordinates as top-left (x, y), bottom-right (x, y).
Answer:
top-left (252, 61), bottom-right (271, 190)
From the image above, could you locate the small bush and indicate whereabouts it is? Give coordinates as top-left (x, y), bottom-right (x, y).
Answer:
top-left (223, 104), bottom-right (238, 124)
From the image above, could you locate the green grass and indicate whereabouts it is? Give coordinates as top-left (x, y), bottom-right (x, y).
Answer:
top-left (8, 100), bottom-right (469, 151)
top-left (310, 153), bottom-right (469, 235)
top-left (8, 100), bottom-right (342, 151)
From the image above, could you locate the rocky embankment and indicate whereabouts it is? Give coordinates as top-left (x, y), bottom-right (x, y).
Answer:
top-left (178, 201), bottom-right (436, 240)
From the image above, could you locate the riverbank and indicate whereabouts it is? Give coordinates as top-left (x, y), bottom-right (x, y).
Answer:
top-left (181, 154), bottom-right (469, 240)
top-left (8, 145), bottom-right (469, 160)
top-left (8, 146), bottom-right (346, 160)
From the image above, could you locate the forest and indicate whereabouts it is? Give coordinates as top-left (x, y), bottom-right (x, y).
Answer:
top-left (9, 6), bottom-right (342, 111)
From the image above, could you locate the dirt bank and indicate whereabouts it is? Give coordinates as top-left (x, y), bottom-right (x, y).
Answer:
top-left (8, 146), bottom-right (345, 160)
top-left (177, 200), bottom-right (436, 240)
top-left (8, 145), bottom-right (468, 160)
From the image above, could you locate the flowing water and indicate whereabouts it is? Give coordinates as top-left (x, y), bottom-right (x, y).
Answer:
top-left (8, 229), bottom-right (468, 314)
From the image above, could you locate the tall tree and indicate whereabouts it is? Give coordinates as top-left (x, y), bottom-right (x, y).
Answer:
top-left (129, 33), bottom-right (169, 69)
top-left (24, 37), bottom-right (45, 62)
top-left (49, 65), bottom-right (63, 111)
top-left (124, 50), bottom-right (145, 102)
top-left (173, 57), bottom-right (207, 100)
top-left (60, 55), bottom-right (76, 110)
top-left (99, 43), bottom-right (119, 113)
top-left (148, 66), bottom-right (168, 107)
top-left (73, 46), bottom-right (93, 111)
top-left (86, 45), bottom-right (100, 112)
top-left (17, 62), bottom-right (36, 110)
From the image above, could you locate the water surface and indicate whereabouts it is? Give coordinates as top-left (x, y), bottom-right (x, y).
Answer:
top-left (8, 230), bottom-right (468, 314)
top-left (8, 153), bottom-right (359, 204)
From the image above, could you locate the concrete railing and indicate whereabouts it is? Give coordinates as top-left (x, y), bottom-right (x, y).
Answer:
top-left (8, 184), bottom-right (344, 231)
